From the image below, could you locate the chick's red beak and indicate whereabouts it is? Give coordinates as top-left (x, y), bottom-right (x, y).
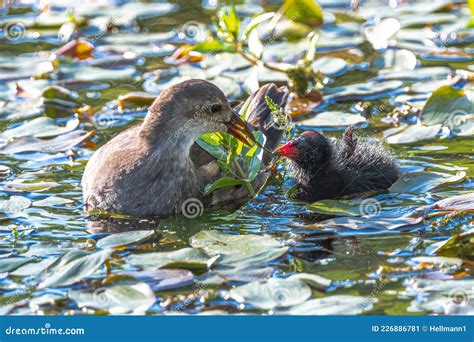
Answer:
top-left (225, 111), bottom-right (257, 147)
top-left (274, 141), bottom-right (300, 160)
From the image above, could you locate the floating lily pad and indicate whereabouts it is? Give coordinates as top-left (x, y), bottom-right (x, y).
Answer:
top-left (0, 117), bottom-right (80, 140)
top-left (124, 269), bottom-right (193, 292)
top-left (229, 278), bottom-right (311, 310)
top-left (33, 196), bottom-right (73, 207)
top-left (310, 199), bottom-right (369, 217)
top-left (430, 229), bottom-right (474, 259)
top-left (311, 57), bottom-right (347, 77)
top-left (10, 258), bottom-right (57, 277)
top-left (406, 278), bottom-right (474, 314)
top-left (0, 131), bottom-right (93, 154)
top-left (364, 18), bottom-right (400, 49)
top-left (318, 214), bottom-right (423, 231)
top-left (410, 256), bottom-right (463, 269)
top-left (127, 248), bottom-right (214, 271)
top-left (326, 81), bottom-right (404, 102)
top-left (389, 171), bottom-right (466, 193)
top-left (69, 282), bottom-right (156, 314)
top-left (38, 249), bottom-right (112, 289)
top-left (377, 67), bottom-right (451, 82)
top-left (420, 85), bottom-right (474, 129)
top-left (0, 257), bottom-right (33, 273)
top-left (385, 124), bottom-right (441, 144)
top-left (288, 273), bottom-right (332, 291)
top-left (280, 295), bottom-right (375, 315)
top-left (96, 230), bottom-right (159, 250)
top-left (215, 266), bottom-right (275, 283)
top-left (0, 196), bottom-right (31, 213)
top-left (189, 230), bottom-right (288, 266)
top-left (296, 111), bottom-right (366, 128)
top-left (433, 193), bottom-right (474, 212)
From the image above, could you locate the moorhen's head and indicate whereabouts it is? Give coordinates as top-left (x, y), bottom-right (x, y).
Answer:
top-left (275, 131), bottom-right (332, 174)
top-left (140, 79), bottom-right (255, 146)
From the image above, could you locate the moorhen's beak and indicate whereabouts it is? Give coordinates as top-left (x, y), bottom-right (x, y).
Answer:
top-left (274, 141), bottom-right (299, 159)
top-left (225, 111), bottom-right (257, 147)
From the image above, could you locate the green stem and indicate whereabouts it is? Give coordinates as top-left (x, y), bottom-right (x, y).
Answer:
top-left (232, 157), bottom-right (256, 197)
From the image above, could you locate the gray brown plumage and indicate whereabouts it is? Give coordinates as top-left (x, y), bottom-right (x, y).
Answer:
top-left (82, 79), bottom-right (289, 217)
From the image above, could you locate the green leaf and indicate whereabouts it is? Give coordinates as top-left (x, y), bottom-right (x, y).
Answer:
top-left (242, 12), bottom-right (275, 40)
top-left (246, 131), bottom-right (266, 181)
top-left (196, 134), bottom-right (227, 161)
top-left (420, 85), bottom-right (474, 127)
top-left (281, 0), bottom-right (324, 26)
top-left (192, 39), bottom-right (236, 53)
top-left (204, 177), bottom-right (247, 196)
top-left (218, 6), bottom-right (240, 43)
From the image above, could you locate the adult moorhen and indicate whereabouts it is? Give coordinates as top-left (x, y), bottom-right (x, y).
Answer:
top-left (82, 79), bottom-right (289, 217)
top-left (275, 129), bottom-right (401, 202)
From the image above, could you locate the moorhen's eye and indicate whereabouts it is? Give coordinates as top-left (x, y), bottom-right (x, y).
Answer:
top-left (210, 104), bottom-right (222, 114)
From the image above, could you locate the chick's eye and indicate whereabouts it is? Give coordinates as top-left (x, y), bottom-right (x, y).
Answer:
top-left (210, 104), bottom-right (221, 114)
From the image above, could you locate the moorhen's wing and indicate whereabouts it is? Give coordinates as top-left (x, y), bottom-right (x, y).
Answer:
top-left (190, 83), bottom-right (290, 210)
